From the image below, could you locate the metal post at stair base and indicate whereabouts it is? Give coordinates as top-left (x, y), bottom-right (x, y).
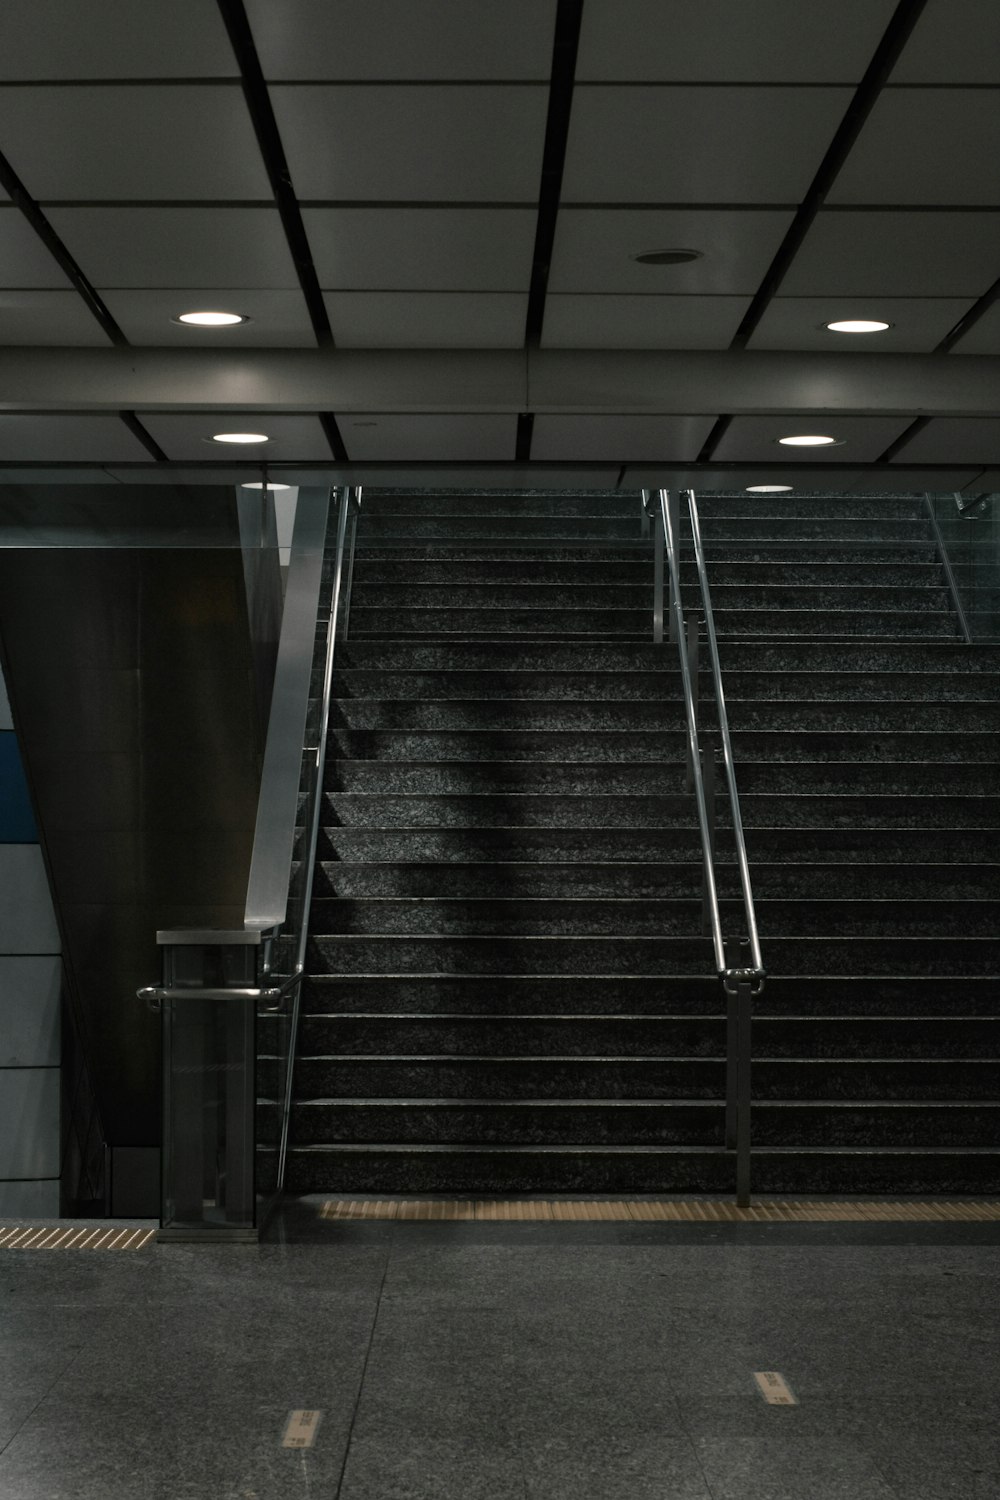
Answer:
top-left (725, 936), bottom-right (753, 1207)
top-left (340, 490), bottom-right (362, 639)
top-left (684, 616), bottom-right (700, 791)
top-left (667, 490), bottom-right (680, 645)
top-left (652, 505), bottom-right (665, 644)
top-left (700, 738), bottom-right (716, 936)
top-left (640, 488), bottom-right (652, 539)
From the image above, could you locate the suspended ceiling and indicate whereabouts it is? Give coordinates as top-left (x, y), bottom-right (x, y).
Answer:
top-left (0, 0), bottom-right (997, 492)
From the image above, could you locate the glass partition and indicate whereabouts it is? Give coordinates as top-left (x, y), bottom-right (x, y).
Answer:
top-left (928, 492), bottom-right (1000, 639)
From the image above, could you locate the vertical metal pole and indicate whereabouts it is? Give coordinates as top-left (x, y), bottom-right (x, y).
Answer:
top-left (640, 488), bottom-right (651, 539)
top-left (653, 506), bottom-right (664, 644)
top-left (667, 490), bottom-right (680, 645)
top-left (701, 739), bottom-right (716, 936)
top-left (736, 972), bottom-right (753, 1207)
top-left (341, 491), bottom-right (361, 640)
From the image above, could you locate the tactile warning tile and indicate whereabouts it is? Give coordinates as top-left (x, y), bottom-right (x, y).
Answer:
top-left (0, 1225), bottom-right (156, 1250)
top-left (319, 1198), bottom-right (1000, 1224)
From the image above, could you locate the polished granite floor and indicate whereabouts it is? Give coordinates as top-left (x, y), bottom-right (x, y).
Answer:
top-left (1, 1197), bottom-right (998, 1500)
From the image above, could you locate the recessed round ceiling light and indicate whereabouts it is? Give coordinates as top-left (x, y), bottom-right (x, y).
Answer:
top-left (633, 249), bottom-right (702, 265)
top-left (777, 434), bottom-right (839, 447)
top-left (211, 432), bottom-right (269, 444)
top-left (241, 481), bottom-right (291, 490)
top-left (747, 484), bottom-right (793, 492)
top-left (825, 319), bottom-right (890, 334)
top-left (177, 311), bottom-right (248, 327)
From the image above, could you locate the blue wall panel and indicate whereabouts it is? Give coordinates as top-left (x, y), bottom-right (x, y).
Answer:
top-left (0, 731), bottom-right (37, 841)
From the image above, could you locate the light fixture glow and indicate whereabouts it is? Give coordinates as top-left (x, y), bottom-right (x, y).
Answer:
top-left (177, 311), bottom-right (247, 327)
top-left (778, 434), bottom-right (838, 447)
top-left (747, 484), bottom-right (793, 492)
top-left (825, 319), bottom-right (890, 334)
top-left (211, 432), bottom-right (269, 444)
top-left (241, 481), bottom-right (291, 490)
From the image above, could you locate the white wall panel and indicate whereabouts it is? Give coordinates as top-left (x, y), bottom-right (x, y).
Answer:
top-left (0, 846), bottom-right (59, 953)
top-left (0, 957), bottom-right (60, 1067)
top-left (0, 1069), bottom-right (59, 1178)
top-left (0, 1179), bottom-right (59, 1216)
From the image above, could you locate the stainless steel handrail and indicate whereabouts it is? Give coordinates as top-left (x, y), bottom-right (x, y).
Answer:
top-left (273, 485), bottom-right (361, 1189)
top-left (656, 488), bottom-right (726, 975)
top-left (924, 493), bottom-right (972, 645)
top-left (682, 489), bottom-right (764, 986)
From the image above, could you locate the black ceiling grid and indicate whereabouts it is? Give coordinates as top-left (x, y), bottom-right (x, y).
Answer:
top-left (119, 412), bottom-right (170, 461)
top-left (518, 0), bottom-right (584, 464)
top-left (698, 0), bottom-right (931, 466)
top-left (0, 147), bottom-right (128, 347)
top-left (215, 0), bottom-right (349, 464)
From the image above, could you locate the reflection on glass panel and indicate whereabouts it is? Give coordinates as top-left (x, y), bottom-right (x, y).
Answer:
top-left (930, 492), bottom-right (1000, 640)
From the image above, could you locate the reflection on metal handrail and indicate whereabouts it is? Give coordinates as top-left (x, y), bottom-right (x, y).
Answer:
top-left (682, 489), bottom-right (764, 986)
top-left (272, 486), bottom-right (361, 1190)
top-left (646, 487), bottom-right (762, 1205)
top-left (924, 494), bottom-right (972, 645)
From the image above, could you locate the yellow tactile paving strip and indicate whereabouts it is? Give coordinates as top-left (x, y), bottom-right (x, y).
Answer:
top-left (0, 1224), bottom-right (156, 1251)
top-left (320, 1198), bottom-right (1000, 1224)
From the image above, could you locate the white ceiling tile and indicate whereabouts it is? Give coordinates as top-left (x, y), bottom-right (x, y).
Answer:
top-left (577, 0), bottom-right (898, 82)
top-left (99, 290), bottom-right (317, 347)
top-left (780, 212), bottom-right (1000, 296)
top-left (271, 85), bottom-right (547, 201)
top-left (541, 295), bottom-right (751, 349)
top-left (562, 87), bottom-right (851, 203)
top-left (324, 293), bottom-right (527, 348)
top-left (0, 86), bottom-right (270, 200)
top-left (0, 0), bottom-right (238, 79)
top-left (45, 209), bottom-right (297, 288)
top-left (0, 414), bottom-right (151, 461)
top-left (829, 92), bottom-right (1000, 205)
top-left (748, 297), bottom-right (974, 353)
top-left (532, 415), bottom-right (716, 462)
top-left (0, 207), bottom-right (72, 287)
top-left (713, 417), bottom-right (914, 464)
top-left (137, 414), bottom-right (335, 462)
top-left (304, 208), bottom-right (537, 291)
top-left (343, 415), bottom-right (516, 461)
top-left (0, 290), bottom-right (110, 344)
top-left (624, 464), bottom-right (873, 491)
top-left (947, 303), bottom-right (1000, 355)
top-left (852, 467), bottom-right (984, 492)
top-left (549, 210), bottom-right (795, 295)
top-left (889, 419), bottom-right (1000, 466)
top-left (246, 0), bottom-right (557, 79)
top-left (890, 0), bottom-right (1000, 83)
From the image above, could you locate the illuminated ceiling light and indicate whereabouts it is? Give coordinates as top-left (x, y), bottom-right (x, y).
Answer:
top-left (777, 434), bottom-right (839, 447)
top-left (177, 310), bottom-right (247, 326)
top-left (241, 481), bottom-right (291, 490)
top-left (211, 432), bottom-right (269, 444)
top-left (633, 249), bottom-right (702, 265)
top-left (825, 319), bottom-right (890, 334)
top-left (747, 484), bottom-right (793, 492)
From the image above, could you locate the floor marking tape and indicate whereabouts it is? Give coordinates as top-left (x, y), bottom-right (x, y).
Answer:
top-left (282, 1410), bottom-right (322, 1449)
top-left (754, 1371), bottom-right (798, 1406)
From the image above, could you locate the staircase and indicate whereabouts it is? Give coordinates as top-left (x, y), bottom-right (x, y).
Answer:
top-left (686, 493), bottom-right (1000, 1194)
top-left (285, 489), bottom-right (1000, 1197)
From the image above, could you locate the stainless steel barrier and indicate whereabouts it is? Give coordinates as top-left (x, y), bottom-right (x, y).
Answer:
top-left (644, 487), bottom-right (763, 1205)
top-left (139, 486), bottom-right (363, 1239)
